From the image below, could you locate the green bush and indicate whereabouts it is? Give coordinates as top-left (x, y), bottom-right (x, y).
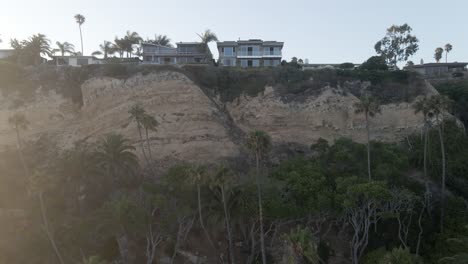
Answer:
top-left (360, 56), bottom-right (388, 71)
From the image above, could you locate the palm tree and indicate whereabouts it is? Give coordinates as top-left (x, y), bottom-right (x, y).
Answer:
top-left (128, 104), bottom-right (150, 164)
top-left (197, 29), bottom-right (218, 58)
top-left (28, 171), bottom-right (65, 264)
top-left (434, 47), bottom-right (444, 63)
top-left (428, 95), bottom-right (451, 232)
top-left (8, 113), bottom-right (30, 178)
top-left (151, 34), bottom-right (173, 47)
top-left (93, 41), bottom-right (115, 59)
top-left (141, 113), bottom-right (158, 160)
top-left (74, 14), bottom-right (85, 55)
top-left (23, 34), bottom-right (52, 65)
top-left (95, 133), bottom-right (139, 183)
top-left (413, 97), bottom-right (432, 181)
top-left (354, 95), bottom-right (381, 181)
top-left (209, 165), bottom-right (237, 264)
top-left (53, 41), bottom-right (75, 56)
top-left (124, 31), bottom-right (142, 57)
top-left (186, 164), bottom-right (216, 249)
top-left (113, 37), bottom-right (127, 58)
top-left (246, 130), bottom-right (271, 264)
top-left (197, 29), bottom-right (219, 44)
top-left (444, 43), bottom-right (453, 63)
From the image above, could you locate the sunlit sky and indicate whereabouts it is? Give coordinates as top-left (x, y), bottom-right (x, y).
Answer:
top-left (1, 0), bottom-right (467, 64)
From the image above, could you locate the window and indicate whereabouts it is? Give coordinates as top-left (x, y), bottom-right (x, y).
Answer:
top-left (224, 47), bottom-right (234, 56)
top-left (252, 60), bottom-right (259, 67)
top-left (224, 59), bottom-right (232, 66)
top-left (247, 60), bottom-right (253, 67)
top-left (241, 60), bottom-right (248, 67)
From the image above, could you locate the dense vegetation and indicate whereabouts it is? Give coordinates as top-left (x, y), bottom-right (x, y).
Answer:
top-left (1, 95), bottom-right (467, 263)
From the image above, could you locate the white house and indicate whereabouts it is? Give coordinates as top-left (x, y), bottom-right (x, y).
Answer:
top-left (0, 49), bottom-right (15, 60)
top-left (52, 55), bottom-right (102, 67)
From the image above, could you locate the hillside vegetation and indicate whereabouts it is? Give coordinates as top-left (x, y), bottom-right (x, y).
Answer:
top-left (0, 64), bottom-right (467, 264)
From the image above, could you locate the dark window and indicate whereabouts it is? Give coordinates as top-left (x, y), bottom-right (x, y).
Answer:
top-left (248, 60), bottom-right (253, 67)
top-left (77, 58), bottom-right (88, 65)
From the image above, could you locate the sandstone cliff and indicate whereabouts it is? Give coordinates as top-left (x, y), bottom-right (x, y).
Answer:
top-left (0, 68), bottom-right (436, 164)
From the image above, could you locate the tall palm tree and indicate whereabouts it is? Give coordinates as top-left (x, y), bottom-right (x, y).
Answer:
top-left (444, 43), bottom-right (453, 63)
top-left (209, 165), bottom-right (237, 264)
top-left (141, 113), bottom-right (158, 160)
top-left (95, 133), bottom-right (139, 183)
top-left (434, 47), bottom-right (444, 63)
top-left (23, 34), bottom-right (52, 65)
top-left (354, 95), bottom-right (381, 181)
top-left (53, 41), bottom-right (75, 56)
top-left (413, 97), bottom-right (432, 181)
top-left (128, 104), bottom-right (150, 164)
top-left (74, 14), bottom-right (86, 55)
top-left (246, 130), bottom-right (271, 264)
top-left (429, 95), bottom-right (451, 232)
top-left (8, 113), bottom-right (30, 178)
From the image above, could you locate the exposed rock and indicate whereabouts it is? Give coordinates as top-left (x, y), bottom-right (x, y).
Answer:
top-left (0, 70), bottom-right (435, 168)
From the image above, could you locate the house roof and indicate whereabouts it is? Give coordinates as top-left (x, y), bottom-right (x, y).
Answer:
top-left (411, 62), bottom-right (468, 68)
top-left (0, 49), bottom-right (14, 52)
top-left (52, 55), bottom-right (99, 59)
top-left (176, 42), bottom-right (203, 46)
top-left (217, 40), bottom-right (283, 47)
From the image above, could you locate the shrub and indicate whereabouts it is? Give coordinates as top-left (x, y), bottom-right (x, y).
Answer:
top-left (360, 56), bottom-right (388, 71)
top-left (452, 72), bottom-right (464, 78)
top-left (339, 62), bottom-right (355, 69)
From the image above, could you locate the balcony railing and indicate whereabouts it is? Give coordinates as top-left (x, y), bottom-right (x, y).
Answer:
top-left (238, 51), bottom-right (263, 56)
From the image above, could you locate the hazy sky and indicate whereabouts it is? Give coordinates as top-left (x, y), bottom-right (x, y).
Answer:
top-left (1, 0), bottom-right (467, 64)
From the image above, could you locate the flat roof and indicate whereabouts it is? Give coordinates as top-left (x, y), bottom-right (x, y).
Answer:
top-left (217, 40), bottom-right (284, 47)
top-left (52, 55), bottom-right (99, 59)
top-left (411, 62), bottom-right (468, 68)
top-left (176, 42), bottom-right (203, 45)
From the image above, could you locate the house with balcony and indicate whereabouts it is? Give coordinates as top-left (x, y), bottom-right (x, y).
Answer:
top-left (407, 62), bottom-right (467, 78)
top-left (217, 39), bottom-right (283, 67)
top-left (141, 42), bottom-right (211, 65)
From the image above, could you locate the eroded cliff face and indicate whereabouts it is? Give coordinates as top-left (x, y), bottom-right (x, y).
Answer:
top-left (0, 70), bottom-right (434, 163)
top-left (227, 84), bottom-right (436, 145)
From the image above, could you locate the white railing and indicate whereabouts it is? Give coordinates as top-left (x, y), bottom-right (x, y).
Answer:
top-left (238, 51), bottom-right (263, 56)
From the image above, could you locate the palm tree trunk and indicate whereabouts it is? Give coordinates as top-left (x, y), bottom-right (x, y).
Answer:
top-left (365, 113), bottom-right (371, 181)
top-left (438, 123), bottom-right (446, 233)
top-left (79, 25), bottom-right (84, 55)
top-left (197, 184), bottom-right (215, 249)
top-left (39, 192), bottom-right (65, 264)
top-left (15, 126), bottom-right (29, 178)
top-left (423, 120), bottom-right (429, 180)
top-left (256, 153), bottom-right (267, 264)
top-left (145, 127), bottom-right (153, 160)
top-left (137, 122), bottom-right (150, 166)
top-left (221, 185), bottom-right (235, 264)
